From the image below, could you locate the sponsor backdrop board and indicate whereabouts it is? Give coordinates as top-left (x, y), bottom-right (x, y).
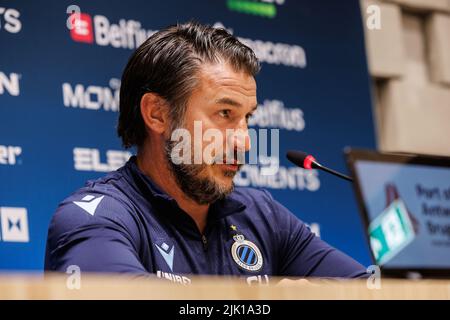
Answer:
top-left (0, 0), bottom-right (376, 270)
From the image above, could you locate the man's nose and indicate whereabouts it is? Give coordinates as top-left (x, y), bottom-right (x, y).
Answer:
top-left (232, 124), bottom-right (251, 153)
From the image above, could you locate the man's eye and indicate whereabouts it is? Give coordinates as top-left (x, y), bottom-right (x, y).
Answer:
top-left (219, 109), bottom-right (231, 118)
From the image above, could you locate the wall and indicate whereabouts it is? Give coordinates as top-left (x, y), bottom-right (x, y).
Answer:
top-left (362, 0), bottom-right (450, 156)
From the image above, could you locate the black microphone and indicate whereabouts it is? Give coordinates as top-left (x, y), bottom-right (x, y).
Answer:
top-left (286, 150), bottom-right (353, 182)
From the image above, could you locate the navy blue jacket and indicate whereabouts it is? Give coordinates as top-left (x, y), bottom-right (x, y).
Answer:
top-left (45, 156), bottom-right (367, 282)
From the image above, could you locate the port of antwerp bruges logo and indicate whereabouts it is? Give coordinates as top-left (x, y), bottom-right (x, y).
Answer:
top-left (231, 234), bottom-right (263, 272)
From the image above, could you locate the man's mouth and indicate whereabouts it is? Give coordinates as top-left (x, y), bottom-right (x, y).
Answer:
top-left (211, 153), bottom-right (243, 173)
top-left (221, 163), bottom-right (240, 172)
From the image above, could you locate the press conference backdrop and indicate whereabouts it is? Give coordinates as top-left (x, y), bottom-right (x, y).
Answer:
top-left (0, 0), bottom-right (376, 270)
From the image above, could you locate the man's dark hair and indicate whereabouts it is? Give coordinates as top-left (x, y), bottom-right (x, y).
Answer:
top-left (117, 21), bottom-right (260, 149)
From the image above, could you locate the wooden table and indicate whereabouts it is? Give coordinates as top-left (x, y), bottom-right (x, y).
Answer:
top-left (0, 274), bottom-right (449, 299)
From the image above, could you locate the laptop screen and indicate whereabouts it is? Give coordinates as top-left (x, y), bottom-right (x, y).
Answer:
top-left (347, 150), bottom-right (450, 274)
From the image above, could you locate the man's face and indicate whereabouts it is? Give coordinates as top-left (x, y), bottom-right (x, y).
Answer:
top-left (166, 62), bottom-right (257, 204)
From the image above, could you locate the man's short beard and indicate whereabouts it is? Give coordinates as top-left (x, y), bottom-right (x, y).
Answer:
top-left (164, 139), bottom-right (237, 205)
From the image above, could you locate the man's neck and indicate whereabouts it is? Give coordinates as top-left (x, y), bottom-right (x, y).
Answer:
top-left (136, 142), bottom-right (209, 234)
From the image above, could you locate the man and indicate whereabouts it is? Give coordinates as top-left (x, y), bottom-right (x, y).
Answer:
top-left (45, 22), bottom-right (367, 282)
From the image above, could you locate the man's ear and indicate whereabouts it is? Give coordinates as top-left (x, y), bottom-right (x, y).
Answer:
top-left (140, 92), bottom-right (169, 135)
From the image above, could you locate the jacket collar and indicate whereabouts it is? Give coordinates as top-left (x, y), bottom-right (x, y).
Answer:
top-left (123, 156), bottom-right (246, 232)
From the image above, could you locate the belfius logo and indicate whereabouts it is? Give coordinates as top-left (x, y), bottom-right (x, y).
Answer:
top-left (67, 9), bottom-right (156, 49)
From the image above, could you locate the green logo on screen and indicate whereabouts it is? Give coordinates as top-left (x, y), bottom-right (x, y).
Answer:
top-left (369, 199), bottom-right (416, 265)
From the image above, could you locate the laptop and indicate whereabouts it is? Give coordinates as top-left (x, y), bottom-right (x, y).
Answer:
top-left (345, 148), bottom-right (450, 279)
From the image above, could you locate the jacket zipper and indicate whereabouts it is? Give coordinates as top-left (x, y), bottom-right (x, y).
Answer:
top-left (201, 234), bottom-right (208, 251)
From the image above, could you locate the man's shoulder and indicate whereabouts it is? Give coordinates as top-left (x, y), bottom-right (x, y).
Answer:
top-left (230, 186), bottom-right (300, 226)
top-left (231, 186), bottom-right (273, 203)
top-left (230, 187), bottom-right (279, 215)
top-left (49, 170), bottom-right (136, 238)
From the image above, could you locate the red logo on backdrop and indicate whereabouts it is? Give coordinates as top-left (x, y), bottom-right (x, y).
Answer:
top-left (69, 13), bottom-right (93, 43)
